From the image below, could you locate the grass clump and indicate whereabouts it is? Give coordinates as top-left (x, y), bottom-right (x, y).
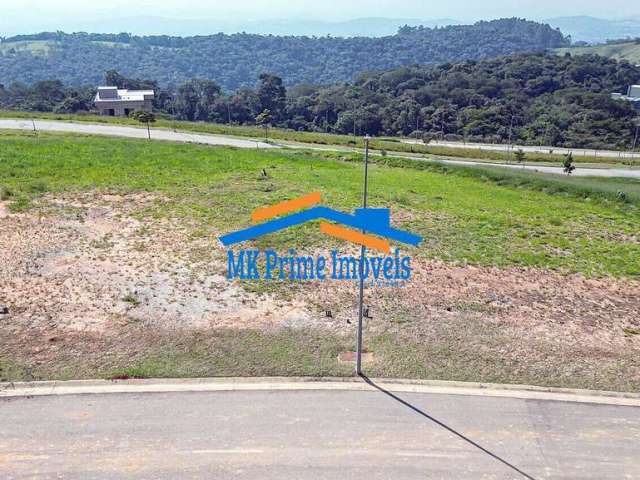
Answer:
top-left (0, 185), bottom-right (14, 200)
top-left (122, 293), bottom-right (141, 307)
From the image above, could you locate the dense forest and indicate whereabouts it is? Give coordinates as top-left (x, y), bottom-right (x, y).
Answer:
top-left (0, 19), bottom-right (569, 91)
top-left (1, 53), bottom-right (638, 149)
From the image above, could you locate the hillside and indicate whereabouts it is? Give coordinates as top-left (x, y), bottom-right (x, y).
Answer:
top-left (546, 16), bottom-right (640, 44)
top-left (2, 52), bottom-right (638, 150)
top-left (0, 16), bottom-right (463, 38)
top-left (0, 18), bottom-right (568, 91)
top-left (555, 41), bottom-right (640, 64)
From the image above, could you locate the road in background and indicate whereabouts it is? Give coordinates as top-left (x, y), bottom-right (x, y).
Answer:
top-left (1, 387), bottom-right (638, 479)
top-left (401, 138), bottom-right (640, 160)
top-left (2, 119), bottom-right (640, 178)
top-left (0, 119), bottom-right (275, 149)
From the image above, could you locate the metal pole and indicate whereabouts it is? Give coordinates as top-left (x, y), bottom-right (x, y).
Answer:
top-left (356, 136), bottom-right (370, 376)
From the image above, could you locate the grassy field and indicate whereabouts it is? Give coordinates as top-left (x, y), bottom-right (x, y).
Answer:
top-left (0, 39), bottom-right (129, 55)
top-left (0, 40), bottom-right (54, 55)
top-left (555, 41), bottom-right (640, 64)
top-left (1, 131), bottom-right (638, 275)
top-left (3, 110), bottom-right (638, 166)
top-left (1, 132), bottom-right (639, 389)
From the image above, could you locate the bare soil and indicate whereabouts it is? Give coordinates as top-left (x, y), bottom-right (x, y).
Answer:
top-left (1, 193), bottom-right (639, 385)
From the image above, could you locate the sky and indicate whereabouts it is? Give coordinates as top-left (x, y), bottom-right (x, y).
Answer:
top-left (3, 0), bottom-right (640, 23)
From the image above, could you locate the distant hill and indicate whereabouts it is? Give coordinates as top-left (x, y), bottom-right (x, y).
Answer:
top-left (555, 41), bottom-right (640, 65)
top-left (546, 16), bottom-right (640, 44)
top-left (24, 16), bottom-right (463, 38)
top-left (0, 18), bottom-right (569, 91)
top-left (0, 15), bottom-right (462, 38)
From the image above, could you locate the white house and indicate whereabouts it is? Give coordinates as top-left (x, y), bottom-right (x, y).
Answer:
top-left (627, 85), bottom-right (640, 99)
top-left (94, 86), bottom-right (154, 117)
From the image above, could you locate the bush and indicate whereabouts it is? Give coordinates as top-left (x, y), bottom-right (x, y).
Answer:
top-left (0, 185), bottom-right (13, 200)
top-left (29, 181), bottom-right (49, 193)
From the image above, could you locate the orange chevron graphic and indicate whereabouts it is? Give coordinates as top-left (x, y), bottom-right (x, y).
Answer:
top-left (252, 192), bottom-right (322, 223)
top-left (320, 222), bottom-right (391, 254)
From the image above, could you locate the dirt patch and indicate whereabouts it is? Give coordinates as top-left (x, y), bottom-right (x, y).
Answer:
top-left (1, 193), bottom-right (639, 386)
top-left (0, 193), bottom-right (312, 334)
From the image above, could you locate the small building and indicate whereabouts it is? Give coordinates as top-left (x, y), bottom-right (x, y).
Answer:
top-left (611, 85), bottom-right (640, 110)
top-left (94, 86), bottom-right (154, 117)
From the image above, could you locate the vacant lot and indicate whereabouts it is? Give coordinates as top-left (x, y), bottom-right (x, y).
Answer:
top-left (1, 132), bottom-right (639, 390)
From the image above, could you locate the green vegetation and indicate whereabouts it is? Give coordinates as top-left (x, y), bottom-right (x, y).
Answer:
top-left (3, 111), bottom-right (639, 166)
top-left (1, 132), bottom-right (638, 277)
top-left (1, 133), bottom-right (639, 390)
top-left (2, 50), bottom-right (638, 151)
top-left (0, 40), bottom-right (54, 56)
top-left (1, 322), bottom-right (637, 391)
top-left (556, 41), bottom-right (640, 64)
top-left (0, 19), bottom-right (568, 90)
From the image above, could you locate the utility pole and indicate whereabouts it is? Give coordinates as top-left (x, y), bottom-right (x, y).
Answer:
top-left (356, 135), bottom-right (371, 376)
top-left (508, 115), bottom-right (514, 153)
top-left (353, 113), bottom-right (357, 143)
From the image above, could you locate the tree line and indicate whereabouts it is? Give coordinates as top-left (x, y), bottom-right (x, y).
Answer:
top-left (1, 52), bottom-right (638, 149)
top-left (0, 19), bottom-right (569, 91)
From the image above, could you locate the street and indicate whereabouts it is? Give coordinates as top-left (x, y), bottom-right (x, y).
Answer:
top-left (1, 381), bottom-right (639, 479)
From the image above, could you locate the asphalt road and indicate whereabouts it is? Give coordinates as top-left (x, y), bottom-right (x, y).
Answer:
top-left (1, 118), bottom-right (640, 178)
top-left (1, 386), bottom-right (638, 479)
top-left (401, 138), bottom-right (640, 160)
top-left (0, 119), bottom-right (275, 149)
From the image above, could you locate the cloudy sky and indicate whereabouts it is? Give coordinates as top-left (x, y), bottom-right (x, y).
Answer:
top-left (3, 0), bottom-right (639, 22)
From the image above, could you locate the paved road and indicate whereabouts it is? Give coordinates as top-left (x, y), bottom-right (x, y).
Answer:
top-left (1, 385), bottom-right (638, 479)
top-left (401, 138), bottom-right (640, 160)
top-left (2, 119), bottom-right (640, 178)
top-left (0, 119), bottom-right (275, 149)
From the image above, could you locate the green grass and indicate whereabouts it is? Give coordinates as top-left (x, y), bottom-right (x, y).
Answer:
top-left (0, 40), bottom-right (54, 55)
top-left (1, 131), bottom-right (639, 278)
top-left (0, 328), bottom-right (355, 382)
top-left (2, 323), bottom-right (637, 391)
top-left (1, 132), bottom-right (639, 390)
top-left (2, 110), bottom-right (637, 166)
top-left (358, 153), bottom-right (640, 205)
top-left (555, 41), bottom-right (640, 64)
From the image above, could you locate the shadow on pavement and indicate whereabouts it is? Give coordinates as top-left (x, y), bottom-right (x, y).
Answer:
top-left (360, 375), bottom-right (537, 480)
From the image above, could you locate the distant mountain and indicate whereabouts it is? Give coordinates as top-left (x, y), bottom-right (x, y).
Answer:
top-left (0, 16), bottom-right (462, 38)
top-left (0, 19), bottom-right (570, 91)
top-left (546, 16), bottom-right (640, 43)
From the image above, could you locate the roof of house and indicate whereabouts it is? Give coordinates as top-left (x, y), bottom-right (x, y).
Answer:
top-left (95, 87), bottom-right (154, 103)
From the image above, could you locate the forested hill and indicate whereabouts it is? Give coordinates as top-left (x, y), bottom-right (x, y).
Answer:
top-left (2, 53), bottom-right (638, 149)
top-left (0, 18), bottom-right (569, 91)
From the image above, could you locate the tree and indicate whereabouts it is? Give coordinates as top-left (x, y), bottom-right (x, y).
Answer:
top-left (563, 152), bottom-right (576, 175)
top-left (131, 111), bottom-right (156, 139)
top-left (514, 149), bottom-right (526, 166)
top-left (257, 74), bottom-right (286, 122)
top-left (105, 70), bottom-right (157, 91)
top-left (175, 79), bottom-right (221, 121)
top-left (255, 109), bottom-right (273, 141)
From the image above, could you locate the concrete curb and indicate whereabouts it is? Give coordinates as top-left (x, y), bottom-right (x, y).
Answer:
top-left (2, 377), bottom-right (639, 406)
